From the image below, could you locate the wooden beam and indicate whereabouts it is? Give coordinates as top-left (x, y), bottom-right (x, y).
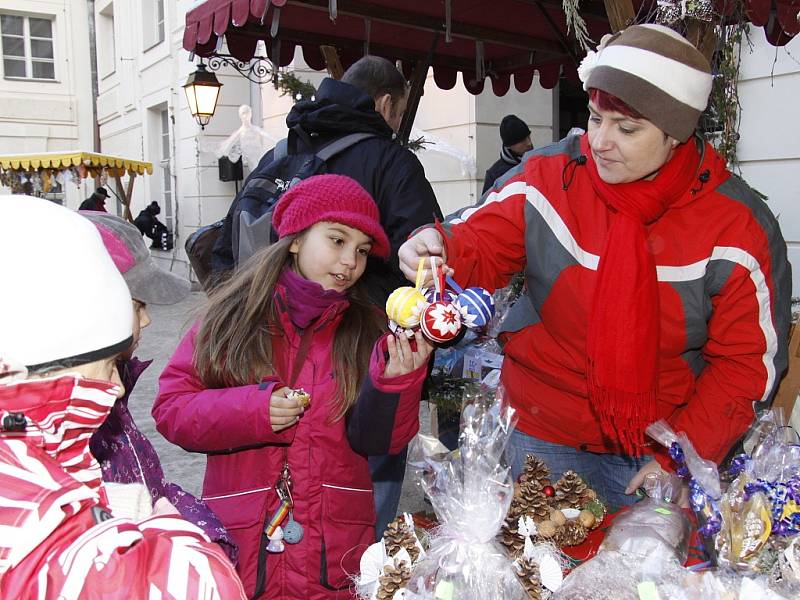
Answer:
top-left (602, 0), bottom-right (635, 33)
top-left (398, 60), bottom-right (428, 146)
top-left (288, 0), bottom-right (565, 55)
top-left (515, 0), bottom-right (610, 20)
top-left (124, 173), bottom-right (136, 223)
top-left (773, 322), bottom-right (800, 423)
top-left (533, 0), bottom-right (580, 65)
top-left (237, 23), bottom-right (575, 76)
top-left (685, 19), bottom-right (717, 63)
top-left (113, 172), bottom-right (136, 223)
top-left (240, 26), bottom-right (500, 73)
top-left (320, 45), bottom-right (344, 79)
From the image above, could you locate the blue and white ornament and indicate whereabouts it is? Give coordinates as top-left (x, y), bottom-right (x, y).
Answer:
top-left (456, 287), bottom-right (495, 328)
top-left (446, 276), bottom-right (495, 328)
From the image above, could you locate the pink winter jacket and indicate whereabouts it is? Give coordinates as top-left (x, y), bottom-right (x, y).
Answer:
top-left (152, 287), bottom-right (426, 599)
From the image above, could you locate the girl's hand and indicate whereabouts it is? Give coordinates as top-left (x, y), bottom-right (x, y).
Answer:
top-left (384, 330), bottom-right (434, 378)
top-left (270, 386), bottom-right (305, 433)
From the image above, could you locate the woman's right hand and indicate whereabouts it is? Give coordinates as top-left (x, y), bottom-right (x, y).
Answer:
top-left (398, 228), bottom-right (451, 285)
top-left (269, 386), bottom-right (305, 433)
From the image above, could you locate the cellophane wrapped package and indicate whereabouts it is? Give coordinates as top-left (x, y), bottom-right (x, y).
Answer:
top-left (404, 384), bottom-right (527, 599)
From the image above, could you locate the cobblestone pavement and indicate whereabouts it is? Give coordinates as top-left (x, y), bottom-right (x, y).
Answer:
top-left (128, 292), bottom-right (427, 515)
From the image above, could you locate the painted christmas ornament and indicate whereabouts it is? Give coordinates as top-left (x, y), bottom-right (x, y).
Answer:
top-left (420, 301), bottom-right (463, 344)
top-left (543, 485), bottom-right (555, 498)
top-left (456, 287), bottom-right (496, 328)
top-left (386, 286), bottom-right (427, 328)
top-left (423, 287), bottom-right (457, 304)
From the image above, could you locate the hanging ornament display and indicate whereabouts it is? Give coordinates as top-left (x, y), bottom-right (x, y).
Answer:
top-left (420, 300), bottom-right (463, 344)
top-left (385, 257), bottom-right (495, 346)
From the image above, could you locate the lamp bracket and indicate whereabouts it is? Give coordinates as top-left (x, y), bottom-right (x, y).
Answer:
top-left (206, 53), bottom-right (275, 84)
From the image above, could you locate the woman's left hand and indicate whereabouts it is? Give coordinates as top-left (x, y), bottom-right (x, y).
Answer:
top-left (384, 329), bottom-right (434, 378)
top-left (625, 460), bottom-right (689, 507)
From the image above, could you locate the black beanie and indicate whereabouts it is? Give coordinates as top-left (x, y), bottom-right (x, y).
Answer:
top-left (499, 115), bottom-right (531, 147)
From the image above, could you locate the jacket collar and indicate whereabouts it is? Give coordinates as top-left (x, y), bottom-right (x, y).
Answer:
top-left (273, 282), bottom-right (349, 337)
top-left (285, 78), bottom-right (394, 139)
top-left (501, 145), bottom-right (522, 166)
top-left (116, 357), bottom-right (152, 405)
top-left (0, 375), bottom-right (119, 493)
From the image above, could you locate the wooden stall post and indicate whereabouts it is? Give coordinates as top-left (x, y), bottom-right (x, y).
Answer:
top-left (113, 170), bottom-right (136, 223)
top-left (398, 59), bottom-right (429, 146)
top-left (773, 323), bottom-right (800, 420)
top-left (320, 45), bottom-right (344, 79)
top-left (602, 0), bottom-right (635, 33)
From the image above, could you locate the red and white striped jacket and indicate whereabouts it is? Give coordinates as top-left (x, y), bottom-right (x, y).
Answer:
top-left (0, 375), bottom-right (246, 599)
top-left (441, 134), bottom-right (792, 464)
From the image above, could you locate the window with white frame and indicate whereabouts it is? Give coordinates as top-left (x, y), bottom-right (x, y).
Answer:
top-left (97, 3), bottom-right (115, 78)
top-left (1, 13), bottom-right (55, 80)
top-left (156, 0), bottom-right (165, 44)
top-left (143, 0), bottom-right (165, 49)
top-left (160, 109), bottom-right (173, 232)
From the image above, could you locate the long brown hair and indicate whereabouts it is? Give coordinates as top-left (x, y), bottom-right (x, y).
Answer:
top-left (193, 236), bottom-right (385, 421)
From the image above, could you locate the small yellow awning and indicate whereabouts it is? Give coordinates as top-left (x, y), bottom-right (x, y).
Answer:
top-left (0, 151), bottom-right (153, 176)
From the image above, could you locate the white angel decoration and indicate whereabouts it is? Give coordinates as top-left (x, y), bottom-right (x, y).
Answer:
top-left (214, 105), bottom-right (278, 168)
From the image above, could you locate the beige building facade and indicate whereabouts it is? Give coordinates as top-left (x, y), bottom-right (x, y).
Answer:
top-left (0, 0), bottom-right (95, 205)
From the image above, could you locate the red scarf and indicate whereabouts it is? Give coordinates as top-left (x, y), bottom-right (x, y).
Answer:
top-left (581, 135), bottom-right (700, 455)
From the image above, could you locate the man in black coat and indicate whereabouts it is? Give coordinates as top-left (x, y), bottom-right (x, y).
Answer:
top-left (481, 114), bottom-right (534, 194)
top-left (134, 201), bottom-right (171, 249)
top-left (212, 56), bottom-right (442, 537)
top-left (214, 56), bottom-right (441, 304)
top-left (78, 187), bottom-right (109, 211)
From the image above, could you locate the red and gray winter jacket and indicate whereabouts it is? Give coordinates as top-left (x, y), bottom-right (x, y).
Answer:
top-left (152, 284), bottom-right (426, 599)
top-left (440, 133), bottom-right (791, 465)
top-left (0, 375), bottom-right (245, 599)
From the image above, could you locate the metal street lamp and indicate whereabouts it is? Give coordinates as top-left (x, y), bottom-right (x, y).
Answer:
top-left (183, 62), bottom-right (222, 129)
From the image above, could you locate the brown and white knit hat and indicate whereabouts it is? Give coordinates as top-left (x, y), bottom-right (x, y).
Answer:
top-left (579, 24), bottom-right (713, 142)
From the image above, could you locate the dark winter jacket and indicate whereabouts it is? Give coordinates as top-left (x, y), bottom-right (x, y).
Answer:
top-left (90, 357), bottom-right (237, 563)
top-left (78, 195), bottom-right (107, 212)
top-left (213, 78), bottom-right (442, 304)
top-left (152, 284), bottom-right (427, 598)
top-left (481, 146), bottom-right (523, 194)
top-left (134, 205), bottom-right (167, 242)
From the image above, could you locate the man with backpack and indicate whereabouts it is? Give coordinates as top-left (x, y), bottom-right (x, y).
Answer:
top-left (211, 55), bottom-right (441, 304)
top-left (206, 55), bottom-right (442, 539)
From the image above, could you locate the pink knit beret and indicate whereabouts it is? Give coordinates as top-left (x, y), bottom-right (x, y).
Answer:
top-left (272, 174), bottom-right (390, 258)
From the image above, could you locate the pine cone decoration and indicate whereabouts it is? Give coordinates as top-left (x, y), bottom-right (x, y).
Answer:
top-left (518, 454), bottom-right (551, 488)
top-left (383, 516), bottom-right (421, 562)
top-left (554, 470), bottom-right (588, 509)
top-left (498, 521), bottom-right (525, 558)
top-left (376, 561), bottom-right (412, 600)
top-left (508, 479), bottom-right (550, 523)
top-left (554, 519), bottom-right (588, 547)
top-left (514, 557), bottom-right (542, 600)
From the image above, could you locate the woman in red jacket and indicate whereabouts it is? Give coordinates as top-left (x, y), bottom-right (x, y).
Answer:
top-left (398, 24), bottom-right (791, 510)
top-left (153, 174), bottom-right (433, 599)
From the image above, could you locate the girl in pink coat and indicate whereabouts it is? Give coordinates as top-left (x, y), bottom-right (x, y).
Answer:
top-left (153, 174), bottom-right (433, 599)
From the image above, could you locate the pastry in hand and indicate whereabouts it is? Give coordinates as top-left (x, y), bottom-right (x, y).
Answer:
top-left (288, 388), bottom-right (311, 408)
